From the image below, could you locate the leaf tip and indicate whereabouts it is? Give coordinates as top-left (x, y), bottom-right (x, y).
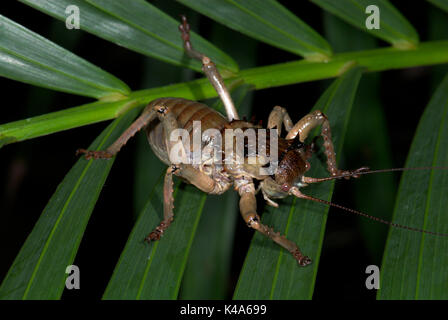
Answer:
top-left (392, 40), bottom-right (419, 50)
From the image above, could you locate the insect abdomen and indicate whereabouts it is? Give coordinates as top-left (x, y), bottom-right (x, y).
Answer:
top-left (146, 97), bottom-right (228, 164)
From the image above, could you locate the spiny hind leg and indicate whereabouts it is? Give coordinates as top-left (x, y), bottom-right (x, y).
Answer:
top-left (76, 104), bottom-right (157, 160)
top-left (286, 110), bottom-right (369, 178)
top-left (179, 15), bottom-right (239, 122)
top-left (236, 177), bottom-right (311, 266)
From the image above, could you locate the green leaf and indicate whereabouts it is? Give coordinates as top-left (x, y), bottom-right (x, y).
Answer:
top-left (178, 0), bottom-right (332, 60)
top-left (311, 0), bottom-right (419, 49)
top-left (323, 12), bottom-right (395, 264)
top-left (378, 73), bottom-right (448, 300)
top-left (179, 192), bottom-right (237, 299)
top-left (233, 66), bottom-right (363, 299)
top-left (0, 108), bottom-right (140, 299)
top-left (428, 0), bottom-right (448, 91)
top-left (103, 180), bottom-right (206, 299)
top-left (0, 15), bottom-right (129, 98)
top-left (0, 98), bottom-right (139, 148)
top-left (2, 40), bottom-right (448, 148)
top-left (19, 0), bottom-right (238, 73)
top-left (427, 0), bottom-right (448, 13)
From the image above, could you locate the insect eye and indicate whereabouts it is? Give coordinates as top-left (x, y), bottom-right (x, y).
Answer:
top-left (281, 183), bottom-right (290, 192)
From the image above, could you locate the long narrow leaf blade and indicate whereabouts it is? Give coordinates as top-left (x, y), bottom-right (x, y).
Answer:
top-left (378, 73), bottom-right (448, 299)
top-left (0, 99), bottom-right (138, 148)
top-left (178, 0), bottom-right (332, 60)
top-left (3, 41), bottom-right (448, 148)
top-left (323, 12), bottom-right (395, 264)
top-left (427, 0), bottom-right (448, 13)
top-left (0, 15), bottom-right (130, 98)
top-left (103, 181), bottom-right (206, 299)
top-left (0, 108), bottom-right (139, 299)
top-left (234, 66), bottom-right (363, 299)
top-left (19, 0), bottom-right (238, 73)
top-left (311, 0), bottom-right (419, 49)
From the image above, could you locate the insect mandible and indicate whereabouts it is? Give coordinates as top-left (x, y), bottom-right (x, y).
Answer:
top-left (76, 16), bottom-right (447, 266)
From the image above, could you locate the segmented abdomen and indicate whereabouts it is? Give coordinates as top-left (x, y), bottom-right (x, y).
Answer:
top-left (145, 97), bottom-right (228, 165)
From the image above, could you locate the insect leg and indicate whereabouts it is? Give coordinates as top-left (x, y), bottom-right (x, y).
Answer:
top-left (261, 188), bottom-right (279, 208)
top-left (267, 105), bottom-right (294, 136)
top-left (145, 163), bottom-right (229, 243)
top-left (76, 105), bottom-right (157, 160)
top-left (285, 110), bottom-right (325, 142)
top-left (179, 15), bottom-right (239, 122)
top-left (154, 102), bottom-right (231, 195)
top-left (286, 110), bottom-right (367, 177)
top-left (236, 177), bottom-right (311, 266)
top-left (178, 164), bottom-right (231, 194)
top-left (145, 166), bottom-right (176, 242)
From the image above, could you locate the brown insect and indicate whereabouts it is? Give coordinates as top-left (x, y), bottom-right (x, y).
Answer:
top-left (77, 16), bottom-right (447, 266)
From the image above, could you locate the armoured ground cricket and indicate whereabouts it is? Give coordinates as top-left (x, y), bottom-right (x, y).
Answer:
top-left (77, 16), bottom-right (447, 266)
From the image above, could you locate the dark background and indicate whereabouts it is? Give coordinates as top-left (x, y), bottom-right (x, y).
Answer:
top-left (1, 0), bottom-right (447, 300)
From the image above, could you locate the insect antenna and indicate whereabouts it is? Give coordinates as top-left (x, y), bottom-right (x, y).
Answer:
top-left (303, 166), bottom-right (448, 183)
top-left (291, 188), bottom-right (448, 237)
